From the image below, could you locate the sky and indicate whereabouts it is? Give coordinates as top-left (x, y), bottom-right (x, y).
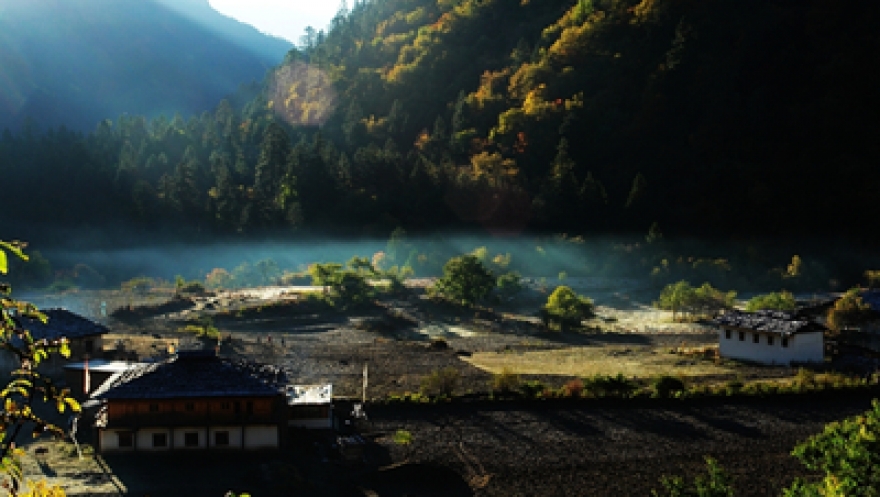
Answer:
top-left (208, 0), bottom-right (341, 45)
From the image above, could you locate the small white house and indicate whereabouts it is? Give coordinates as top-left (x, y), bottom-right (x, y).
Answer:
top-left (286, 384), bottom-right (333, 429)
top-left (714, 310), bottom-right (825, 366)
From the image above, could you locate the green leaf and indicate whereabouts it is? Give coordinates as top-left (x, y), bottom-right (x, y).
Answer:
top-left (0, 249), bottom-right (6, 274)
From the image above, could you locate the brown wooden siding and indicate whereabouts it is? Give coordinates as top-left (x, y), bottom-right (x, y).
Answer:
top-left (105, 397), bottom-right (282, 428)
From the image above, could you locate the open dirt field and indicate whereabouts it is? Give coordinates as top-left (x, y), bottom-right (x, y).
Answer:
top-left (358, 392), bottom-right (879, 497)
top-left (18, 391), bottom-right (879, 496)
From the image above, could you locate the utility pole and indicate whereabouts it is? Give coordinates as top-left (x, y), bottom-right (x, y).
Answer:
top-left (362, 363), bottom-right (368, 404)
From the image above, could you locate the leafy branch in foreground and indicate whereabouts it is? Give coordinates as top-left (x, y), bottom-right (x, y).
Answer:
top-left (1, 240), bottom-right (80, 495)
top-left (784, 399), bottom-right (880, 497)
top-left (652, 457), bottom-right (733, 497)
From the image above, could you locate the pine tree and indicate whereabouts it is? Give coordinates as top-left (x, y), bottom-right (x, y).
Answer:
top-left (251, 123), bottom-right (292, 227)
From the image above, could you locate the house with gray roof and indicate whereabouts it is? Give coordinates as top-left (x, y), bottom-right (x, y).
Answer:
top-left (1, 308), bottom-right (109, 375)
top-left (712, 310), bottom-right (826, 365)
top-left (92, 349), bottom-right (287, 452)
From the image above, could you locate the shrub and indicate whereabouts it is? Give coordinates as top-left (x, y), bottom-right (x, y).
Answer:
top-left (179, 280), bottom-right (207, 295)
top-left (393, 430), bottom-right (413, 445)
top-left (583, 374), bottom-right (638, 398)
top-left (655, 281), bottom-right (736, 321)
top-left (492, 368), bottom-right (521, 394)
top-left (652, 375), bottom-right (686, 398)
top-left (785, 400), bottom-right (880, 496)
top-left (563, 378), bottom-right (584, 398)
top-left (796, 367), bottom-right (816, 386)
top-left (496, 271), bottom-right (523, 301)
top-left (430, 254), bottom-right (495, 306)
top-left (724, 379), bottom-right (744, 395)
top-left (428, 338), bottom-right (449, 350)
top-left (420, 367), bottom-right (460, 397)
top-left (541, 286), bottom-right (594, 331)
top-left (827, 288), bottom-right (874, 331)
top-left (121, 276), bottom-right (158, 294)
top-left (652, 457), bottom-right (733, 497)
top-left (746, 291), bottom-right (796, 312)
top-left (519, 380), bottom-right (545, 399)
top-left (180, 316), bottom-right (219, 340)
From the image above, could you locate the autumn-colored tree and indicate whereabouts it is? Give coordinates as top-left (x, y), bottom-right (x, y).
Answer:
top-left (827, 288), bottom-right (874, 332)
top-left (1, 241), bottom-right (80, 496)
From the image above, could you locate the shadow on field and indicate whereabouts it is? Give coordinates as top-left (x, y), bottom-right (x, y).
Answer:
top-left (533, 331), bottom-right (652, 347)
top-left (356, 463), bottom-right (474, 497)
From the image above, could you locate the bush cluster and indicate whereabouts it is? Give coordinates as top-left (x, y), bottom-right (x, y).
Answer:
top-left (379, 369), bottom-right (880, 406)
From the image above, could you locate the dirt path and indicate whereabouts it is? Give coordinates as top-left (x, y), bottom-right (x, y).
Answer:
top-left (358, 392), bottom-right (879, 496)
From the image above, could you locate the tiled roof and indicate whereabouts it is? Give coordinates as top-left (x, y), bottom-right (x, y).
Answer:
top-left (22, 308), bottom-right (108, 341)
top-left (712, 310), bottom-right (827, 336)
top-left (94, 351), bottom-right (287, 400)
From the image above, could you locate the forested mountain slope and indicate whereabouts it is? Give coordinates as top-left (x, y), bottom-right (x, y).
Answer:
top-left (0, 0), bottom-right (291, 131)
top-left (2, 0), bottom-right (878, 243)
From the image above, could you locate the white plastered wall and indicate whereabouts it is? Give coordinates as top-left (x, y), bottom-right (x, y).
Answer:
top-left (99, 429), bottom-right (135, 452)
top-left (136, 428), bottom-right (172, 451)
top-left (243, 425), bottom-right (279, 449)
top-left (173, 427), bottom-right (208, 449)
top-left (719, 329), bottom-right (823, 365)
top-left (209, 426), bottom-right (243, 448)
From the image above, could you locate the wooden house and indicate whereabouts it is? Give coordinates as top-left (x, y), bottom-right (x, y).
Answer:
top-left (713, 310), bottom-right (825, 365)
top-left (0, 308), bottom-right (109, 375)
top-left (92, 350), bottom-right (287, 452)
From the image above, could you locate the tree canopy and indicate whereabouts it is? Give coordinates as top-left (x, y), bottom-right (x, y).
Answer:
top-left (3, 0), bottom-right (880, 242)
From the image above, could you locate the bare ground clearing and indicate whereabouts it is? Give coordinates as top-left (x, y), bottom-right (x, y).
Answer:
top-left (359, 392), bottom-right (879, 497)
top-left (13, 281), bottom-right (871, 496)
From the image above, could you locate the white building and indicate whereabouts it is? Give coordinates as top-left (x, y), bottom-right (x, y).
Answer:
top-left (286, 384), bottom-right (333, 429)
top-left (714, 310), bottom-right (825, 366)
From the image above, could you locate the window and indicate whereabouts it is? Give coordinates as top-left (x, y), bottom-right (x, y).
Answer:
top-left (148, 403), bottom-right (159, 413)
top-left (767, 336), bottom-right (774, 346)
top-left (214, 431), bottom-right (230, 447)
top-left (84, 340), bottom-right (94, 354)
top-left (184, 432), bottom-right (199, 447)
top-left (738, 332), bottom-right (745, 341)
top-left (117, 432), bottom-right (133, 448)
top-left (782, 338), bottom-right (789, 348)
top-left (724, 330), bottom-right (731, 339)
top-left (753, 333), bottom-right (759, 344)
top-left (152, 433), bottom-right (167, 448)
top-left (184, 402), bottom-right (195, 412)
top-left (246, 401), bottom-right (254, 415)
top-left (220, 402), bottom-right (231, 410)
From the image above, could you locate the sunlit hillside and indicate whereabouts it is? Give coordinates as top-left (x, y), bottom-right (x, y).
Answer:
top-left (1, 0), bottom-right (878, 243)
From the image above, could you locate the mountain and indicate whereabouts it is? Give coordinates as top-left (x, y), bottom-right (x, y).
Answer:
top-left (0, 0), bottom-right (292, 132)
top-left (2, 0), bottom-right (880, 244)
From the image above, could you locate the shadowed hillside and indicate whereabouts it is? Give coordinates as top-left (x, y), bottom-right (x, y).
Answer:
top-left (0, 0), bottom-right (292, 132)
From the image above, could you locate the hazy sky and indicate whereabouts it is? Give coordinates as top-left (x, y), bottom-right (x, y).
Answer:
top-left (208, 0), bottom-right (341, 45)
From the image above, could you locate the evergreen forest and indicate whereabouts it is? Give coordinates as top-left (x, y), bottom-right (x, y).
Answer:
top-left (2, 0), bottom-right (878, 244)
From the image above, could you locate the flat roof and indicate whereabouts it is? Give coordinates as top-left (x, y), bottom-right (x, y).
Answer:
top-left (286, 384), bottom-right (332, 405)
top-left (64, 360), bottom-right (143, 374)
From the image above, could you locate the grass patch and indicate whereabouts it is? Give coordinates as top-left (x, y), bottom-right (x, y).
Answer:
top-left (462, 345), bottom-right (741, 378)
